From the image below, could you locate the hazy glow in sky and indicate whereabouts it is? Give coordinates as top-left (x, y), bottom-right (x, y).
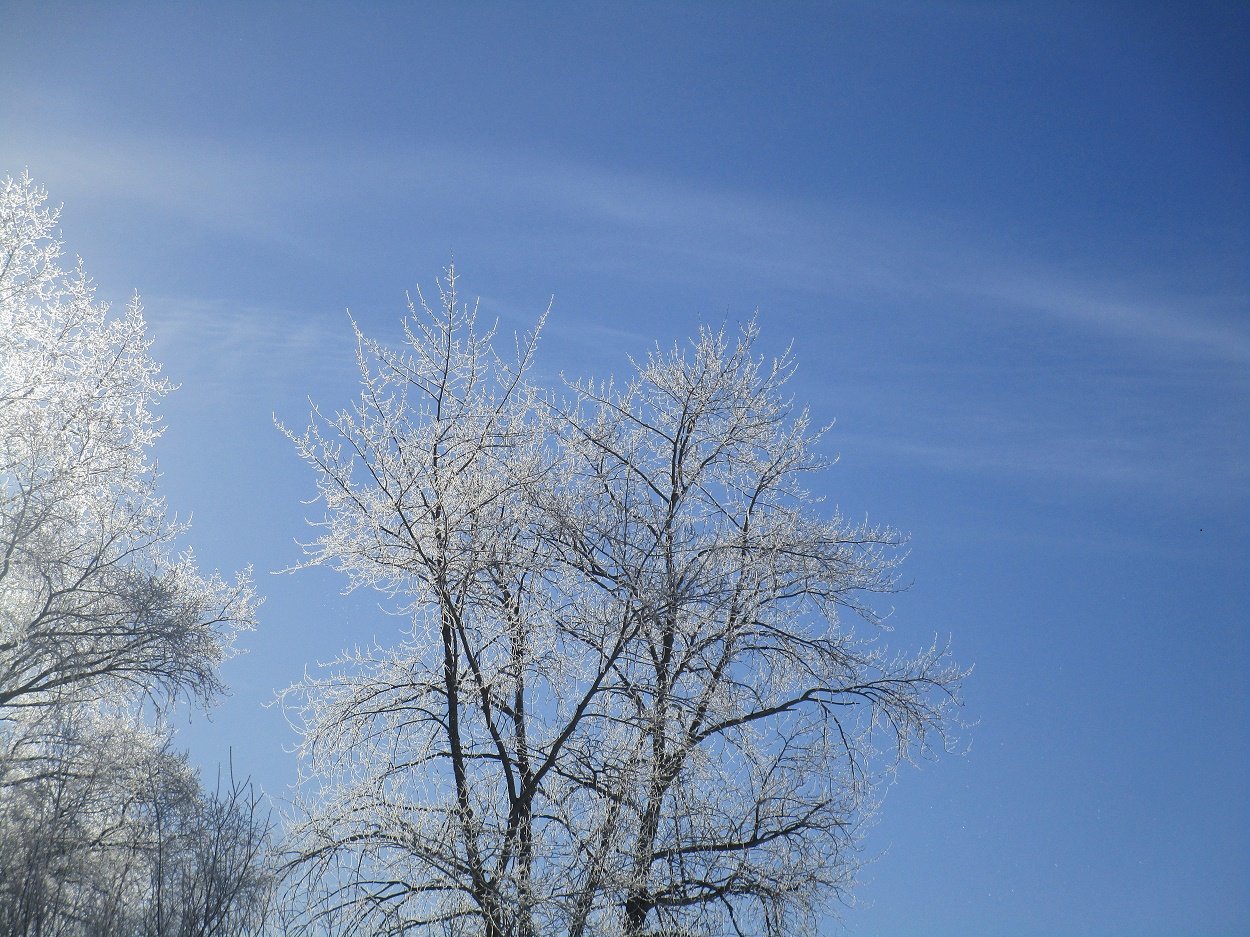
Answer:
top-left (2, 3), bottom-right (1247, 935)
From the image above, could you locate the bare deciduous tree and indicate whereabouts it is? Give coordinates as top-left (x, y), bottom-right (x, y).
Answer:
top-left (280, 269), bottom-right (966, 937)
top-left (0, 715), bottom-right (274, 937)
top-left (0, 172), bottom-right (256, 724)
top-left (0, 172), bottom-right (267, 937)
top-left (279, 274), bottom-right (552, 937)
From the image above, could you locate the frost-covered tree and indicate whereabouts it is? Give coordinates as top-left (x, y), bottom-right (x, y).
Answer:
top-left (280, 269), bottom-right (966, 937)
top-left (279, 274), bottom-right (553, 937)
top-left (0, 712), bottom-right (273, 937)
top-left (0, 172), bottom-right (266, 936)
top-left (0, 172), bottom-right (255, 721)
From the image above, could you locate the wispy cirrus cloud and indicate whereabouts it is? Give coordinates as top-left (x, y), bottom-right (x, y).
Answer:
top-left (140, 294), bottom-right (359, 410)
top-left (970, 269), bottom-right (1250, 365)
top-left (5, 121), bottom-right (1245, 375)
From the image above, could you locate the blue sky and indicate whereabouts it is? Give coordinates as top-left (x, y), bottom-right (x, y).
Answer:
top-left (2, 2), bottom-right (1247, 934)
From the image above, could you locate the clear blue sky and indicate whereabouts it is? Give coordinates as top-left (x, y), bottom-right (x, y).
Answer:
top-left (2, 2), bottom-right (1247, 935)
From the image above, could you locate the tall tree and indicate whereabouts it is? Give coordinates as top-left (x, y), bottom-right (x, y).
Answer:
top-left (0, 712), bottom-right (273, 937)
top-left (0, 171), bottom-right (256, 721)
top-left (280, 274), bottom-right (552, 937)
top-left (0, 172), bottom-right (267, 936)
top-left (541, 324), bottom-right (960, 936)
top-left (281, 269), bottom-right (965, 936)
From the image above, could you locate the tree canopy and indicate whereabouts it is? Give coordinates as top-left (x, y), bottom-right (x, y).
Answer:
top-left (279, 270), bottom-right (966, 937)
top-left (0, 172), bottom-right (269, 937)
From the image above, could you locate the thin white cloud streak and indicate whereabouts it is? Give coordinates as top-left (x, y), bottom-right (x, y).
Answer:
top-left (842, 430), bottom-right (1195, 489)
top-left (5, 125), bottom-right (1246, 503)
top-left (141, 295), bottom-right (359, 411)
top-left (4, 125), bottom-right (1244, 366)
top-left (0, 128), bottom-right (315, 244)
top-left (971, 271), bottom-right (1250, 365)
top-left (832, 365), bottom-right (1249, 495)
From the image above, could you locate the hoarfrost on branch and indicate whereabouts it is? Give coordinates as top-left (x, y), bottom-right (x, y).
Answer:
top-left (280, 268), bottom-right (966, 937)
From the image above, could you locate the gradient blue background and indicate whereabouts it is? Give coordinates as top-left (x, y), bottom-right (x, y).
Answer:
top-left (2, 3), bottom-right (1247, 934)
